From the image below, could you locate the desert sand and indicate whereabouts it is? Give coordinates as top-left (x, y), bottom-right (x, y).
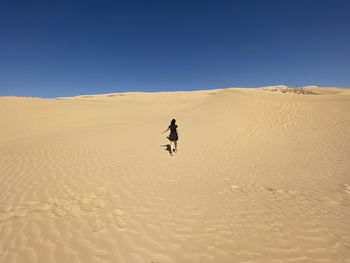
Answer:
top-left (1, 85), bottom-right (350, 263)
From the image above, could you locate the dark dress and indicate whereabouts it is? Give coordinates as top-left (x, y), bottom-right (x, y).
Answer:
top-left (168, 124), bottom-right (178, 141)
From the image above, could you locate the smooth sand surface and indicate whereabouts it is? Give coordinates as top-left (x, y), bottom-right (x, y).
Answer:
top-left (1, 86), bottom-right (350, 262)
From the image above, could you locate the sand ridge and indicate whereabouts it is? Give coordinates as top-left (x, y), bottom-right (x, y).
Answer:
top-left (1, 86), bottom-right (350, 262)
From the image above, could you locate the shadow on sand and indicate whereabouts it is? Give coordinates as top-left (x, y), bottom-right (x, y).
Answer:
top-left (160, 144), bottom-right (172, 155)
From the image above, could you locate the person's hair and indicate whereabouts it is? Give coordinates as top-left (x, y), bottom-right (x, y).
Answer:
top-left (171, 119), bottom-right (176, 125)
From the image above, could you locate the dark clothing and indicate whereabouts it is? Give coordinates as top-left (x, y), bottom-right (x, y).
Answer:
top-left (168, 124), bottom-right (178, 141)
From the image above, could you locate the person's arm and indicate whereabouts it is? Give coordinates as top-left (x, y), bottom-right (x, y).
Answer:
top-left (162, 127), bottom-right (169, 134)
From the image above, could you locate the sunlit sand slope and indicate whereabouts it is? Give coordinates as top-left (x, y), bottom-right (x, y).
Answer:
top-left (1, 86), bottom-right (350, 262)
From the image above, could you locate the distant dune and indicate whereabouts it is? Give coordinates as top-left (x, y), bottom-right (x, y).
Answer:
top-left (1, 86), bottom-right (350, 262)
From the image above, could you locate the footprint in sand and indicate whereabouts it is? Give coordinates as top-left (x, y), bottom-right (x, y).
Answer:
top-left (54, 206), bottom-right (66, 217)
top-left (113, 208), bottom-right (129, 231)
top-left (113, 208), bottom-right (125, 216)
top-left (89, 214), bottom-right (106, 233)
top-left (264, 187), bottom-right (276, 193)
top-left (344, 184), bottom-right (350, 195)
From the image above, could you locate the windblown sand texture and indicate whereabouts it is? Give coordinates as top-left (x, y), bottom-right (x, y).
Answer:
top-left (1, 85), bottom-right (350, 263)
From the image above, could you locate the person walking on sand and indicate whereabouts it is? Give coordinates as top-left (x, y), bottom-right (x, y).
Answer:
top-left (162, 119), bottom-right (179, 156)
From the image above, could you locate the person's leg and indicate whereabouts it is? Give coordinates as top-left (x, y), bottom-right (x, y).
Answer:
top-left (174, 141), bottom-right (178, 152)
top-left (170, 141), bottom-right (174, 155)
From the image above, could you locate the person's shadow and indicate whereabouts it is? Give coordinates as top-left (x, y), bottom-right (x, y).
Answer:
top-left (160, 144), bottom-right (172, 155)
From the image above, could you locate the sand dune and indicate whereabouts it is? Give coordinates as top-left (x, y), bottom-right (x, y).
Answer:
top-left (1, 86), bottom-right (350, 262)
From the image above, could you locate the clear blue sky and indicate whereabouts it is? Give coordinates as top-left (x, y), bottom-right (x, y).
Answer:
top-left (1, 0), bottom-right (349, 97)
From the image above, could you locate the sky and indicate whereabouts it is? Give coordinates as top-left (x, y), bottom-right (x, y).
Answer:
top-left (0, 0), bottom-right (349, 97)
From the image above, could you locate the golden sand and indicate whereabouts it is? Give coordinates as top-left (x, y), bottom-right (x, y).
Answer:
top-left (1, 86), bottom-right (350, 262)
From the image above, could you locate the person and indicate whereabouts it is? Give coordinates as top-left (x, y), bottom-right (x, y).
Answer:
top-left (162, 119), bottom-right (179, 156)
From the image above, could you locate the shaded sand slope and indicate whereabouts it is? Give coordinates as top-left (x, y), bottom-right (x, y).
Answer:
top-left (1, 86), bottom-right (350, 262)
